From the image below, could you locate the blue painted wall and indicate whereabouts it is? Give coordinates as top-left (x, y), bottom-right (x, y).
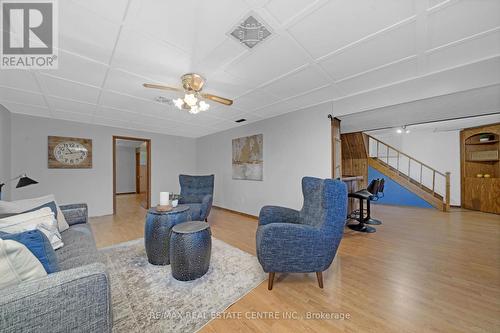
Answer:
top-left (368, 166), bottom-right (433, 208)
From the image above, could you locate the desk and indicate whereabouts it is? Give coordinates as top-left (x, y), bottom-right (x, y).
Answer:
top-left (342, 176), bottom-right (363, 214)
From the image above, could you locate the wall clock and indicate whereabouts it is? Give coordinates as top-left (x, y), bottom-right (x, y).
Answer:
top-left (48, 136), bottom-right (92, 169)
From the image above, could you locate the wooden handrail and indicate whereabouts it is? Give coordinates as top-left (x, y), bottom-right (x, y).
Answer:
top-left (365, 134), bottom-right (447, 177)
top-left (365, 133), bottom-right (450, 211)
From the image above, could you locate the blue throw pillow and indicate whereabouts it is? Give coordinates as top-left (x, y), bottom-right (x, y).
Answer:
top-left (0, 229), bottom-right (60, 273)
top-left (22, 201), bottom-right (58, 219)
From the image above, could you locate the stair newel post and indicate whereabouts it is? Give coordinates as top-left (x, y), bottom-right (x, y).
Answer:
top-left (396, 151), bottom-right (400, 175)
top-left (420, 164), bottom-right (423, 188)
top-left (432, 170), bottom-right (436, 195)
top-left (445, 172), bottom-right (451, 212)
top-left (407, 158), bottom-right (411, 181)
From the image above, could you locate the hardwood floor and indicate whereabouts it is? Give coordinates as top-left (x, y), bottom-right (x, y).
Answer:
top-left (90, 200), bottom-right (500, 333)
top-left (91, 193), bottom-right (146, 248)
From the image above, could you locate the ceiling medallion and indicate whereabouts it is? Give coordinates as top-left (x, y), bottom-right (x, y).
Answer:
top-left (229, 13), bottom-right (272, 49)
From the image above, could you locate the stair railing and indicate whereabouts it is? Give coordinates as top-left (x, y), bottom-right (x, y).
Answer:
top-left (365, 134), bottom-right (450, 211)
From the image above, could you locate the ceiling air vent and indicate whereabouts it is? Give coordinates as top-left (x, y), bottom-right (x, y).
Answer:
top-left (235, 118), bottom-right (246, 123)
top-left (229, 13), bottom-right (271, 49)
top-left (155, 96), bottom-right (173, 105)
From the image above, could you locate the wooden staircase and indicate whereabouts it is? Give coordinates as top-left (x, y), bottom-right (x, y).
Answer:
top-left (368, 157), bottom-right (449, 211)
top-left (342, 132), bottom-right (451, 212)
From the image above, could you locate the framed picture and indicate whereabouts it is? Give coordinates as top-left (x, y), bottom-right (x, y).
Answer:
top-left (48, 136), bottom-right (92, 169)
top-left (232, 134), bottom-right (263, 181)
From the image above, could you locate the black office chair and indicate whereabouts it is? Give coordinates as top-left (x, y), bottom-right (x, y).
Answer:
top-left (347, 179), bottom-right (381, 233)
top-left (363, 178), bottom-right (384, 225)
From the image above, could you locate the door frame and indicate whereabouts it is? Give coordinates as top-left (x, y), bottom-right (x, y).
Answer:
top-left (113, 135), bottom-right (151, 214)
top-left (135, 150), bottom-right (141, 194)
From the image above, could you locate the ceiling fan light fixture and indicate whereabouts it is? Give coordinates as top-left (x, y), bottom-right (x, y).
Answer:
top-left (189, 106), bottom-right (200, 114)
top-left (199, 101), bottom-right (210, 111)
top-left (184, 93), bottom-right (198, 107)
top-left (173, 98), bottom-right (184, 110)
top-left (143, 73), bottom-right (232, 114)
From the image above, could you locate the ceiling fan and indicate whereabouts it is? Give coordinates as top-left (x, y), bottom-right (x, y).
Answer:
top-left (143, 73), bottom-right (233, 114)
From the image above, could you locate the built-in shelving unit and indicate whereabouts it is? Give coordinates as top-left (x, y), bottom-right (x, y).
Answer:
top-left (460, 124), bottom-right (500, 214)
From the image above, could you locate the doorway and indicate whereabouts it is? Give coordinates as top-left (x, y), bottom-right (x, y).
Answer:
top-left (113, 136), bottom-right (151, 214)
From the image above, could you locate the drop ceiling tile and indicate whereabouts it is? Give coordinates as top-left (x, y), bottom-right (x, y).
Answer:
top-left (40, 50), bottom-right (108, 87)
top-left (232, 112), bottom-right (265, 124)
top-left (262, 65), bottom-right (330, 99)
top-left (59, 0), bottom-right (121, 63)
top-left (428, 0), bottom-right (447, 9)
top-left (100, 90), bottom-right (154, 113)
top-left (191, 0), bottom-right (250, 62)
top-left (201, 70), bottom-right (253, 99)
top-left (0, 70), bottom-right (40, 93)
top-left (336, 57), bottom-right (418, 96)
top-left (283, 84), bottom-right (342, 109)
top-left (46, 96), bottom-right (98, 114)
top-left (265, 0), bottom-right (319, 24)
top-left (112, 27), bottom-right (190, 81)
top-left (253, 100), bottom-right (298, 118)
top-left (209, 120), bottom-right (238, 132)
top-left (51, 109), bottom-right (93, 123)
top-left (93, 116), bottom-right (132, 130)
top-left (104, 68), bottom-right (179, 101)
top-left (288, 0), bottom-right (415, 59)
top-left (1, 101), bottom-right (50, 117)
top-left (176, 113), bottom-right (225, 127)
top-left (234, 88), bottom-right (279, 111)
top-left (69, 0), bottom-right (129, 24)
top-left (200, 103), bottom-right (243, 120)
top-left (225, 35), bottom-right (308, 86)
top-left (193, 39), bottom-right (246, 77)
top-left (0, 86), bottom-right (46, 106)
top-left (38, 75), bottom-right (101, 104)
top-left (97, 106), bottom-right (139, 121)
top-left (427, 30), bottom-right (500, 73)
top-left (125, 0), bottom-right (197, 52)
top-left (428, 0), bottom-right (500, 49)
top-left (206, 104), bottom-right (258, 122)
top-left (135, 115), bottom-right (189, 129)
top-left (319, 20), bottom-right (417, 80)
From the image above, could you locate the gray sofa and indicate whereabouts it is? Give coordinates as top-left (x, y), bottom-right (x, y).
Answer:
top-left (0, 204), bottom-right (112, 333)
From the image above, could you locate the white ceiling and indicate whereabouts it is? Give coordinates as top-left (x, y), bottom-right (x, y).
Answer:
top-left (1, 0), bottom-right (499, 138)
top-left (366, 113), bottom-right (500, 136)
top-left (340, 84), bottom-right (500, 133)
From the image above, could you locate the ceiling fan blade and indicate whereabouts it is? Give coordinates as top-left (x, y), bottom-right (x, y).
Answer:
top-left (143, 83), bottom-right (183, 92)
top-left (201, 93), bottom-right (233, 106)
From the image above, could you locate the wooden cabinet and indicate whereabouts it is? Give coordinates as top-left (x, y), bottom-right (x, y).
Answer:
top-left (460, 123), bottom-right (500, 214)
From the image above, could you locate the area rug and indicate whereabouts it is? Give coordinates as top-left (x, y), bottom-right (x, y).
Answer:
top-left (99, 237), bottom-right (266, 333)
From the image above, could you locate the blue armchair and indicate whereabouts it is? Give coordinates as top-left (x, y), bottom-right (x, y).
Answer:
top-left (178, 174), bottom-right (214, 222)
top-left (256, 177), bottom-right (347, 290)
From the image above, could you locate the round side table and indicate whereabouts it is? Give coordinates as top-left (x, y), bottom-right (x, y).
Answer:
top-left (144, 205), bottom-right (191, 265)
top-left (170, 221), bottom-right (211, 281)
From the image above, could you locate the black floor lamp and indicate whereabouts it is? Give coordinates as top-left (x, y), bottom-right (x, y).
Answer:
top-left (0, 174), bottom-right (38, 200)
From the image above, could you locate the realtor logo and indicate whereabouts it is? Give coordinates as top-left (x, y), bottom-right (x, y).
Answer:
top-left (1, 0), bottom-right (58, 69)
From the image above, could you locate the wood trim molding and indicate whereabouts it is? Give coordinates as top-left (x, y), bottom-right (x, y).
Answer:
top-left (113, 136), bottom-right (152, 214)
top-left (212, 206), bottom-right (258, 220)
top-left (116, 192), bottom-right (136, 195)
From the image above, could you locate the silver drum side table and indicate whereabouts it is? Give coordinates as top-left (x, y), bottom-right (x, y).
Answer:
top-left (144, 205), bottom-right (191, 265)
top-left (170, 221), bottom-right (211, 281)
